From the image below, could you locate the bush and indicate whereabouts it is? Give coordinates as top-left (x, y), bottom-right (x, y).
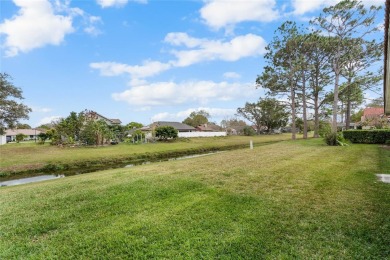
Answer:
top-left (343, 130), bottom-right (390, 144)
top-left (319, 121), bottom-right (331, 138)
top-left (243, 126), bottom-right (256, 136)
top-left (155, 126), bottom-right (178, 140)
top-left (15, 133), bottom-right (26, 143)
top-left (324, 132), bottom-right (347, 146)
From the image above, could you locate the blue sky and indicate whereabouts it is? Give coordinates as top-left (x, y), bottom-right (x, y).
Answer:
top-left (0, 0), bottom-right (384, 127)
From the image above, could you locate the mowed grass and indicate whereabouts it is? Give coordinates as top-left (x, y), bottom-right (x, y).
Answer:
top-left (0, 135), bottom-right (290, 172)
top-left (1, 139), bottom-right (389, 258)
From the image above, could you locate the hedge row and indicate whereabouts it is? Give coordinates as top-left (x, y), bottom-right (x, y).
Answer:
top-left (343, 130), bottom-right (390, 144)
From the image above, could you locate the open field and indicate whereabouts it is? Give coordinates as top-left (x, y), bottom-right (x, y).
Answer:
top-left (1, 139), bottom-right (389, 258)
top-left (0, 135), bottom-right (291, 175)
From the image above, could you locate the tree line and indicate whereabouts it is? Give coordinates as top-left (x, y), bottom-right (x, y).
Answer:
top-left (238, 0), bottom-right (382, 139)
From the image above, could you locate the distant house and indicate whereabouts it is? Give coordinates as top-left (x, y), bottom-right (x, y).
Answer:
top-left (361, 107), bottom-right (389, 128)
top-left (5, 129), bottom-right (45, 142)
top-left (337, 123), bottom-right (357, 131)
top-left (142, 121), bottom-right (196, 132)
top-left (196, 123), bottom-right (222, 132)
top-left (84, 110), bottom-right (122, 126)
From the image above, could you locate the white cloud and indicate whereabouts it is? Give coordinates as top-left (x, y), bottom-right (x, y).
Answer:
top-left (84, 16), bottom-right (103, 36)
top-left (96, 0), bottom-right (147, 8)
top-left (292, 0), bottom-right (384, 15)
top-left (200, 0), bottom-right (279, 30)
top-left (90, 60), bottom-right (172, 80)
top-left (151, 107), bottom-right (236, 122)
top-left (92, 33), bottom-right (266, 82)
top-left (223, 72), bottom-right (241, 79)
top-left (166, 33), bottom-right (267, 67)
top-left (37, 115), bottom-right (62, 126)
top-left (30, 106), bottom-right (52, 113)
top-left (0, 0), bottom-right (74, 57)
top-left (112, 80), bottom-right (257, 106)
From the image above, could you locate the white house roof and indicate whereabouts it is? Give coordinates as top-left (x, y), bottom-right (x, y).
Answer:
top-left (5, 129), bottom-right (44, 136)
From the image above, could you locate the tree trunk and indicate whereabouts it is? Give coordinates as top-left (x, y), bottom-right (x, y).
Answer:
top-left (313, 92), bottom-right (320, 138)
top-left (332, 68), bottom-right (340, 133)
top-left (345, 77), bottom-right (352, 130)
top-left (291, 85), bottom-right (296, 140)
top-left (302, 70), bottom-right (308, 139)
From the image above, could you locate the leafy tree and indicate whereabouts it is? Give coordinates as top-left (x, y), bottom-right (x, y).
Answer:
top-left (126, 122), bottom-right (143, 129)
top-left (0, 73), bottom-right (32, 134)
top-left (237, 98), bottom-right (289, 134)
top-left (182, 110), bottom-right (210, 127)
top-left (109, 124), bottom-right (126, 142)
top-left (311, 0), bottom-right (381, 133)
top-left (52, 112), bottom-right (85, 144)
top-left (16, 123), bottom-right (31, 129)
top-left (351, 109), bottom-right (364, 123)
top-left (243, 126), bottom-right (256, 136)
top-left (15, 133), bottom-right (26, 143)
top-left (155, 126), bottom-right (178, 140)
top-left (37, 132), bottom-right (48, 144)
top-left (258, 21), bottom-right (302, 139)
top-left (366, 97), bottom-right (384, 107)
top-left (80, 119), bottom-right (113, 145)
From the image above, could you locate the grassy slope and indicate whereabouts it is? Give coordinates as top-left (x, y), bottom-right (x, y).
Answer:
top-left (0, 135), bottom-right (290, 172)
top-left (1, 139), bottom-right (389, 258)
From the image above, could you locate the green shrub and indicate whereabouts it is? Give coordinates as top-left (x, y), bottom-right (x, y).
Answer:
top-left (343, 130), bottom-right (390, 144)
top-left (155, 126), bottom-right (178, 140)
top-left (243, 126), bottom-right (256, 136)
top-left (324, 132), bottom-right (347, 146)
top-left (15, 133), bottom-right (26, 143)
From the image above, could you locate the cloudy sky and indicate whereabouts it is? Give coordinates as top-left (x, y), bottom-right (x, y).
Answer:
top-left (1, 0), bottom-right (384, 126)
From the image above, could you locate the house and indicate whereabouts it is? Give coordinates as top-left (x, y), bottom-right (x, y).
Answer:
top-left (5, 129), bottom-right (45, 142)
top-left (337, 123), bottom-right (357, 131)
top-left (142, 121), bottom-right (196, 132)
top-left (196, 123), bottom-right (222, 132)
top-left (385, 0), bottom-right (390, 115)
top-left (84, 110), bottom-right (122, 126)
top-left (360, 107), bottom-right (389, 128)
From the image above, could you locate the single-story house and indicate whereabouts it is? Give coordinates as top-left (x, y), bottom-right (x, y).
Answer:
top-left (84, 110), bottom-right (122, 126)
top-left (5, 129), bottom-right (45, 142)
top-left (142, 121), bottom-right (196, 132)
top-left (196, 123), bottom-right (222, 132)
top-left (337, 123), bottom-right (357, 131)
top-left (360, 107), bottom-right (389, 128)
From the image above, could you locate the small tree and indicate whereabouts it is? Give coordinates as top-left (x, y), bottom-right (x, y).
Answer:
top-left (37, 132), bottom-right (48, 144)
top-left (0, 73), bottom-right (32, 134)
top-left (15, 133), bottom-right (26, 143)
top-left (155, 126), bottom-right (178, 140)
top-left (183, 110), bottom-right (210, 127)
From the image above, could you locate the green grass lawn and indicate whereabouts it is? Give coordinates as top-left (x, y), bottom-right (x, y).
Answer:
top-left (1, 139), bottom-right (389, 258)
top-left (0, 135), bottom-right (290, 173)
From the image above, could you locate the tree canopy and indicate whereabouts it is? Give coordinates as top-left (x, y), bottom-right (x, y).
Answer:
top-left (0, 73), bottom-right (32, 134)
top-left (182, 110), bottom-right (210, 127)
top-left (237, 98), bottom-right (289, 134)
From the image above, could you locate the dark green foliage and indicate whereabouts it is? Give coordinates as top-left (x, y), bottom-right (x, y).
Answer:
top-left (324, 132), bottom-right (347, 146)
top-left (243, 126), bottom-right (256, 136)
top-left (15, 133), bottom-right (25, 143)
top-left (319, 121), bottom-right (331, 138)
top-left (0, 73), bottom-right (32, 135)
top-left (237, 98), bottom-right (289, 134)
top-left (343, 130), bottom-right (390, 144)
top-left (155, 126), bottom-right (178, 140)
top-left (37, 132), bottom-right (48, 145)
top-left (126, 122), bottom-right (143, 130)
top-left (183, 110), bottom-right (210, 127)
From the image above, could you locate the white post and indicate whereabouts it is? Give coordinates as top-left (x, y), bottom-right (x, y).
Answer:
top-left (250, 140), bottom-right (253, 149)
